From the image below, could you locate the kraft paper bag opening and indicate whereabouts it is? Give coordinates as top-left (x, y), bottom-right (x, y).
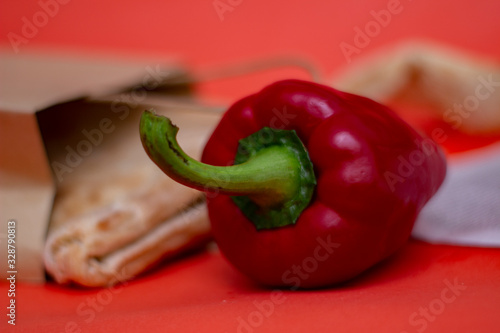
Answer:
top-left (0, 48), bottom-right (208, 284)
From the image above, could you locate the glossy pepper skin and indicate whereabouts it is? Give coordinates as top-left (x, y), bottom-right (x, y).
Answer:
top-left (141, 79), bottom-right (447, 289)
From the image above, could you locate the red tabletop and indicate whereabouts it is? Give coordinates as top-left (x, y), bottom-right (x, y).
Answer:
top-left (1, 0), bottom-right (500, 332)
top-left (3, 241), bottom-right (500, 333)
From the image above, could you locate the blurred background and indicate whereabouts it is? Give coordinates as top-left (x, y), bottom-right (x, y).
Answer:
top-left (1, 0), bottom-right (499, 101)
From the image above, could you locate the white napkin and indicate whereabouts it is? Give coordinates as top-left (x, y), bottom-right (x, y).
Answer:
top-left (412, 142), bottom-right (500, 247)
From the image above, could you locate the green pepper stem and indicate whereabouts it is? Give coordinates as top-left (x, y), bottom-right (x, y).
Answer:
top-left (139, 110), bottom-right (301, 208)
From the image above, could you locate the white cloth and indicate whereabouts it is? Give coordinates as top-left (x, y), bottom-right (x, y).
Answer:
top-left (412, 143), bottom-right (500, 247)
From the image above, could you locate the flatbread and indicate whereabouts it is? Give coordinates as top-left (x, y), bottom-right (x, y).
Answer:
top-left (44, 105), bottom-right (220, 287)
top-left (334, 42), bottom-right (500, 134)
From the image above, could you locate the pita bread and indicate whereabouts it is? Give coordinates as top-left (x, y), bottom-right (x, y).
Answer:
top-left (44, 104), bottom-right (220, 287)
top-left (334, 42), bottom-right (500, 134)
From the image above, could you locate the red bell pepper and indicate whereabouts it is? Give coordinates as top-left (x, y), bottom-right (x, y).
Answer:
top-left (139, 79), bottom-right (447, 289)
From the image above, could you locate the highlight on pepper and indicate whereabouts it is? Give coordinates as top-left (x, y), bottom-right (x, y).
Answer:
top-left (139, 79), bottom-right (447, 289)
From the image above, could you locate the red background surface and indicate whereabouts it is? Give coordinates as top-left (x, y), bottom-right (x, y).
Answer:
top-left (1, 0), bottom-right (500, 332)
